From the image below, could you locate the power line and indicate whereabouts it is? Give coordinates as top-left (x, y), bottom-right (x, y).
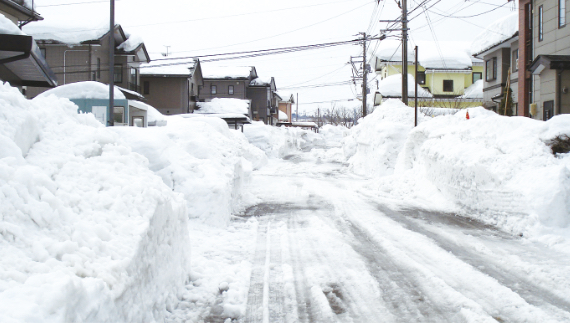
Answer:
top-left (426, 1), bottom-right (509, 19)
top-left (36, 0), bottom-right (118, 7)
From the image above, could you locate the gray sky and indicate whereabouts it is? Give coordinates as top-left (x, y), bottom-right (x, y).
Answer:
top-left (35, 0), bottom-right (518, 113)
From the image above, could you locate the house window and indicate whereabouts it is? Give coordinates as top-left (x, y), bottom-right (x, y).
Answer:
top-left (113, 106), bottom-right (124, 124)
top-left (130, 68), bottom-right (137, 85)
top-left (486, 58), bottom-right (497, 81)
top-left (512, 49), bottom-right (519, 72)
top-left (143, 81), bottom-right (150, 95)
top-left (560, 0), bottom-right (567, 28)
top-left (211, 85), bottom-right (217, 95)
top-left (443, 80), bottom-right (454, 92)
top-left (539, 5), bottom-right (544, 41)
top-left (472, 72), bottom-right (482, 83)
top-left (417, 71), bottom-right (426, 84)
top-left (114, 64), bottom-right (123, 83)
top-left (97, 58), bottom-right (101, 79)
top-left (228, 85), bottom-right (234, 95)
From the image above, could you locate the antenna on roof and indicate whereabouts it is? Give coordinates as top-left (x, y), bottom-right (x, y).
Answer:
top-left (162, 46), bottom-right (171, 57)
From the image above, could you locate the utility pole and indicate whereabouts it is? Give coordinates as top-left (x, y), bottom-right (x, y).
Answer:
top-left (414, 45), bottom-right (418, 127)
top-left (401, 0), bottom-right (408, 105)
top-left (108, 0), bottom-right (115, 126)
top-left (296, 93), bottom-right (299, 121)
top-left (361, 32), bottom-right (368, 118)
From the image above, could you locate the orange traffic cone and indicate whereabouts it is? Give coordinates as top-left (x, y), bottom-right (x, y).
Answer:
top-left (466, 111), bottom-right (470, 120)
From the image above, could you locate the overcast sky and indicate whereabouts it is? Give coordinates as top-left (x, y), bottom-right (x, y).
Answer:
top-left (34, 0), bottom-right (518, 113)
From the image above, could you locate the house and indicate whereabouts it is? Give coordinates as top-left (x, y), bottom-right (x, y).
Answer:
top-left (0, 0), bottom-right (57, 88)
top-left (37, 81), bottom-right (148, 127)
top-left (139, 59), bottom-right (203, 115)
top-left (372, 42), bottom-right (484, 107)
top-left (471, 12), bottom-right (519, 114)
top-left (277, 92), bottom-right (295, 123)
top-left (519, 0), bottom-right (570, 120)
top-left (192, 98), bottom-right (251, 130)
top-left (247, 77), bottom-right (278, 125)
top-left (199, 65), bottom-right (257, 102)
top-left (22, 23), bottom-right (150, 101)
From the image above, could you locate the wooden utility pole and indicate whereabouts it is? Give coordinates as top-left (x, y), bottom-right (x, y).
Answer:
top-left (296, 93), bottom-right (299, 121)
top-left (108, 0), bottom-right (115, 126)
top-left (361, 32), bottom-right (368, 117)
top-left (401, 0), bottom-right (408, 105)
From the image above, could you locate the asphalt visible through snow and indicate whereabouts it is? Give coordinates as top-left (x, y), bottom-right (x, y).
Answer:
top-left (236, 152), bottom-right (570, 323)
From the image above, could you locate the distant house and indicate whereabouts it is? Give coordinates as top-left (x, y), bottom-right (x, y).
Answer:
top-left (277, 92), bottom-right (295, 123)
top-left (247, 77), bottom-right (278, 125)
top-left (519, 0), bottom-right (570, 120)
top-left (199, 65), bottom-right (257, 102)
top-left (37, 81), bottom-right (148, 127)
top-left (471, 12), bottom-right (519, 114)
top-left (23, 23), bottom-right (150, 103)
top-left (0, 0), bottom-right (57, 88)
top-left (140, 59), bottom-right (203, 115)
top-left (372, 42), bottom-right (483, 107)
top-left (192, 98), bottom-right (251, 130)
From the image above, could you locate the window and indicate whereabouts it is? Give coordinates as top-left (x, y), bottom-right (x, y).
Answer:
top-left (113, 106), bottom-right (124, 124)
top-left (97, 58), bottom-right (101, 79)
top-left (560, 0), bottom-right (567, 28)
top-left (486, 58), bottom-right (497, 81)
top-left (211, 85), bottom-right (217, 94)
top-left (539, 5), bottom-right (544, 41)
top-left (443, 80), bottom-right (454, 92)
top-left (130, 68), bottom-right (138, 86)
top-left (417, 71), bottom-right (426, 84)
top-left (114, 64), bottom-right (123, 83)
top-left (143, 81), bottom-right (150, 95)
top-left (228, 85), bottom-right (234, 95)
top-left (472, 72), bottom-right (482, 83)
top-left (512, 49), bottom-right (519, 72)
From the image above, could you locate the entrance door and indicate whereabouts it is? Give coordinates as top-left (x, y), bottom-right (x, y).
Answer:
top-left (92, 106), bottom-right (107, 125)
top-left (543, 100), bottom-right (554, 121)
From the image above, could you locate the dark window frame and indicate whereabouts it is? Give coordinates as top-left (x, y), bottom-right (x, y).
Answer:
top-left (417, 71), bottom-right (426, 85)
top-left (472, 72), bottom-right (482, 83)
top-left (538, 5), bottom-right (544, 41)
top-left (512, 49), bottom-right (519, 72)
top-left (486, 57), bottom-right (497, 81)
top-left (113, 106), bottom-right (125, 124)
top-left (560, 0), bottom-right (567, 28)
top-left (130, 67), bottom-right (138, 86)
top-left (211, 85), bottom-right (217, 95)
top-left (143, 81), bottom-right (150, 95)
top-left (443, 80), bottom-right (454, 92)
top-left (114, 64), bottom-right (123, 83)
top-left (228, 85), bottom-right (234, 95)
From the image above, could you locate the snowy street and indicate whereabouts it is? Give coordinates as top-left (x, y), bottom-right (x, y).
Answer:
top-left (220, 152), bottom-right (570, 323)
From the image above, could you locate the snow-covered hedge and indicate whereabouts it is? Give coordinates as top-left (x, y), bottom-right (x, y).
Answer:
top-left (344, 99), bottom-right (570, 238)
top-left (0, 83), bottom-right (190, 321)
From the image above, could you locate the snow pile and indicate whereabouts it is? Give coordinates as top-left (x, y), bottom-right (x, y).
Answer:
top-left (460, 79), bottom-right (484, 99)
top-left (0, 13), bottom-right (25, 35)
top-left (243, 122), bottom-right (320, 158)
top-left (344, 99), bottom-right (422, 177)
top-left (377, 74), bottom-right (433, 98)
top-left (278, 110), bottom-right (288, 121)
top-left (0, 83), bottom-right (190, 322)
top-left (196, 98), bottom-right (249, 115)
top-left (471, 12), bottom-right (518, 55)
top-left (112, 115), bottom-right (266, 227)
top-left (36, 81), bottom-right (126, 100)
top-left (345, 99), bottom-right (570, 239)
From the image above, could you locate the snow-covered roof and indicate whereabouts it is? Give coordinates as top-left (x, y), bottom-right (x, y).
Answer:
top-left (291, 121), bottom-right (317, 127)
top-left (376, 41), bottom-right (473, 70)
top-left (201, 65), bottom-right (254, 79)
top-left (182, 113), bottom-right (251, 121)
top-left (377, 74), bottom-right (433, 98)
top-left (118, 34), bottom-right (144, 52)
top-left (0, 13), bottom-right (25, 35)
top-left (471, 12), bottom-right (518, 56)
top-left (376, 46), bottom-right (414, 62)
top-left (420, 49), bottom-right (473, 70)
top-left (140, 64), bottom-right (194, 76)
top-left (36, 81), bottom-right (126, 100)
top-left (23, 19), bottom-right (111, 44)
top-left (276, 92), bottom-right (294, 102)
top-left (250, 77), bottom-right (273, 86)
top-left (195, 98), bottom-right (249, 115)
top-left (459, 80), bottom-right (483, 99)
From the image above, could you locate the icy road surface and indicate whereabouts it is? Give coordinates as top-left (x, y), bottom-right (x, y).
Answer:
top-left (234, 152), bottom-right (570, 323)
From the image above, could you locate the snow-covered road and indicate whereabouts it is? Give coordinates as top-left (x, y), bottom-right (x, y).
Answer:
top-left (237, 153), bottom-right (570, 323)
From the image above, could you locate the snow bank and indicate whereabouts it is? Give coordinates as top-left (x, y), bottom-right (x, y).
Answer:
top-left (243, 122), bottom-right (321, 158)
top-left (378, 74), bottom-right (433, 98)
top-left (0, 83), bottom-right (190, 321)
top-left (344, 99), bottom-right (570, 239)
top-left (36, 81), bottom-right (126, 100)
top-left (196, 98), bottom-right (249, 115)
top-left (460, 79), bottom-right (483, 99)
top-left (112, 115), bottom-right (266, 227)
top-left (471, 12), bottom-right (518, 55)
